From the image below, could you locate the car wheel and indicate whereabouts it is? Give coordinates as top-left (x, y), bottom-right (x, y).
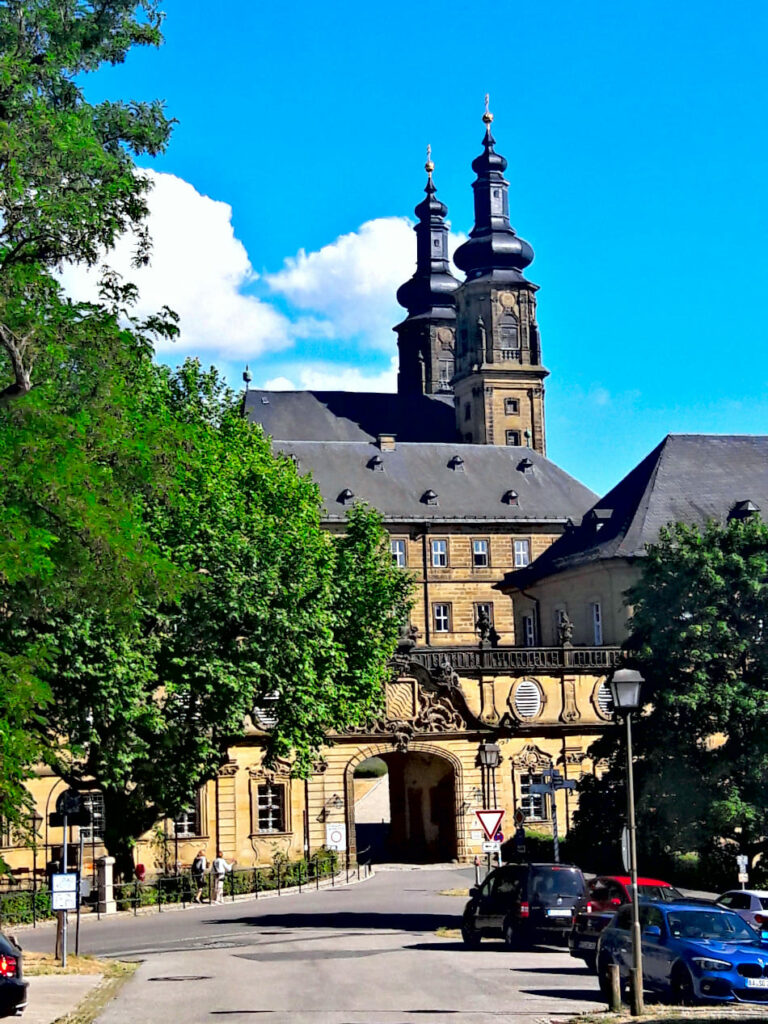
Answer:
top-left (461, 920), bottom-right (481, 949)
top-left (671, 964), bottom-right (696, 1006)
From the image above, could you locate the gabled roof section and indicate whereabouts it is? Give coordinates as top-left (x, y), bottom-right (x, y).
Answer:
top-left (499, 434), bottom-right (768, 590)
top-left (243, 389), bottom-right (456, 443)
top-left (274, 441), bottom-right (596, 523)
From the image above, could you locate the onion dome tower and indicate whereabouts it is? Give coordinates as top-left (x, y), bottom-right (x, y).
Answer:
top-left (452, 99), bottom-right (548, 452)
top-left (395, 148), bottom-right (460, 395)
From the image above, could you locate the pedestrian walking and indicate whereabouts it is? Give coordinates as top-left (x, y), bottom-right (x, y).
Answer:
top-left (191, 850), bottom-right (208, 903)
top-left (211, 850), bottom-right (236, 904)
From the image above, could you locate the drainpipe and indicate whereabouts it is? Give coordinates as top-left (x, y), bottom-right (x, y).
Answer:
top-left (420, 523), bottom-right (431, 645)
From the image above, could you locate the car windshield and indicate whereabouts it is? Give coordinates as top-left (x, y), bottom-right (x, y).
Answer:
top-left (667, 909), bottom-right (757, 942)
top-left (531, 869), bottom-right (583, 897)
top-left (639, 885), bottom-right (683, 901)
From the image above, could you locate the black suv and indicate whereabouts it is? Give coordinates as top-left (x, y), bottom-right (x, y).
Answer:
top-left (462, 863), bottom-right (587, 948)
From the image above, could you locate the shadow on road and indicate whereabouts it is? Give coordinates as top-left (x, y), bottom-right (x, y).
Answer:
top-left (521, 988), bottom-right (602, 1002)
top-left (511, 965), bottom-right (593, 975)
top-left (207, 912), bottom-right (456, 932)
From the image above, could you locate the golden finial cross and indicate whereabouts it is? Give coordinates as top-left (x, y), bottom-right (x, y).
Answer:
top-left (483, 93), bottom-right (494, 126)
top-left (425, 143), bottom-right (434, 178)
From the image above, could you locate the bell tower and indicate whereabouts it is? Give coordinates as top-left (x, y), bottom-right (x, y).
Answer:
top-left (452, 100), bottom-right (548, 452)
top-left (395, 149), bottom-right (460, 395)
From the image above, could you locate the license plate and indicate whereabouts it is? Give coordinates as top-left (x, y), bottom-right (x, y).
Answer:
top-left (547, 909), bottom-right (572, 917)
top-left (580, 940), bottom-right (597, 949)
top-left (746, 978), bottom-right (768, 988)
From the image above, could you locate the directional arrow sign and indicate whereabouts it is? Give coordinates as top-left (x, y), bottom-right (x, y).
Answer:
top-left (476, 809), bottom-right (505, 842)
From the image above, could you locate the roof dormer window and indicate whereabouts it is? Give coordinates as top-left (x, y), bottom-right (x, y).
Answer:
top-left (421, 489), bottom-right (439, 506)
top-left (338, 488), bottom-right (355, 506)
top-left (448, 455), bottom-right (465, 471)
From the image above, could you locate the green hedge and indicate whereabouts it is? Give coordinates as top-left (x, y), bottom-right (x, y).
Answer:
top-left (0, 888), bottom-right (53, 926)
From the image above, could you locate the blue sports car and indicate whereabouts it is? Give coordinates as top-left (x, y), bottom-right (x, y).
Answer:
top-left (598, 899), bottom-right (768, 1005)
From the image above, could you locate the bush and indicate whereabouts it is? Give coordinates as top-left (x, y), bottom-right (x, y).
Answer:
top-left (0, 889), bottom-right (53, 926)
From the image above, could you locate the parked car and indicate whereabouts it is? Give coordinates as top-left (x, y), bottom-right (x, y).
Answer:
top-left (570, 874), bottom-right (683, 970)
top-left (717, 890), bottom-right (768, 934)
top-left (0, 932), bottom-right (27, 1018)
top-left (597, 899), bottom-right (768, 1005)
top-left (462, 863), bottom-right (587, 949)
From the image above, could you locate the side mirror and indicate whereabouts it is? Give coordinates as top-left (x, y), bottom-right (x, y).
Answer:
top-left (469, 887), bottom-right (479, 899)
top-left (643, 925), bottom-right (661, 939)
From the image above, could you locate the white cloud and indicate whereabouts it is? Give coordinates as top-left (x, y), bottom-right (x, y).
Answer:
top-left (263, 356), bottom-right (398, 393)
top-left (59, 171), bottom-right (465, 379)
top-left (59, 170), bottom-right (296, 359)
top-left (266, 218), bottom-right (466, 352)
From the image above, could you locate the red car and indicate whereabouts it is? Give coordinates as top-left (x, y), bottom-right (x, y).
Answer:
top-left (569, 875), bottom-right (682, 969)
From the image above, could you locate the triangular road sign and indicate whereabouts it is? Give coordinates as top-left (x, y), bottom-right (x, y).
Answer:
top-left (476, 809), bottom-right (505, 842)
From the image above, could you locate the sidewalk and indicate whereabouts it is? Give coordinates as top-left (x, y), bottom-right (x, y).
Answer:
top-left (23, 973), bottom-right (103, 1024)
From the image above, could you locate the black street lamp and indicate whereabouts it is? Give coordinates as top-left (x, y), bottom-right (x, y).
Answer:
top-left (609, 668), bottom-right (644, 1016)
top-left (477, 741), bottom-right (501, 807)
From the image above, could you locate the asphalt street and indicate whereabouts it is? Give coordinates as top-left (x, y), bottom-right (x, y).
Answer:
top-left (22, 867), bottom-right (603, 1023)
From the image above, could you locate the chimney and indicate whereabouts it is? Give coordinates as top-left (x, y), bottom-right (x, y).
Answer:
top-left (377, 433), bottom-right (397, 452)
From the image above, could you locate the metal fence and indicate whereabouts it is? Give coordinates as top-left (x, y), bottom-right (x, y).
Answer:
top-left (0, 850), bottom-right (371, 928)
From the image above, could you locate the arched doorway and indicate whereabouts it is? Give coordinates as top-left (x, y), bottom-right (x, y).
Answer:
top-left (350, 746), bottom-right (459, 863)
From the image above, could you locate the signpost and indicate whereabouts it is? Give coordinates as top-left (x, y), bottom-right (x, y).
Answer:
top-left (528, 767), bottom-right (576, 863)
top-left (48, 789), bottom-right (90, 967)
top-left (476, 810), bottom-right (505, 872)
top-left (737, 854), bottom-right (749, 889)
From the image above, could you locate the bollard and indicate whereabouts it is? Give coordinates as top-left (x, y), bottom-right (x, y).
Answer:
top-left (608, 964), bottom-right (622, 1012)
top-left (629, 967), bottom-right (644, 1016)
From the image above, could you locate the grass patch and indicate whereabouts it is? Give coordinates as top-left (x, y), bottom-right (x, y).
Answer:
top-left (438, 888), bottom-right (469, 897)
top-left (51, 961), bottom-right (138, 1024)
top-left (435, 926), bottom-right (461, 938)
top-left (25, 952), bottom-right (110, 976)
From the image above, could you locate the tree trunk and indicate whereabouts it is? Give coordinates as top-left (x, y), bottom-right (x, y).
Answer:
top-left (101, 788), bottom-right (158, 883)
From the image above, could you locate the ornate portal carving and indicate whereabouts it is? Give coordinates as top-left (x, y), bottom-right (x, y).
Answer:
top-left (561, 676), bottom-right (581, 723)
top-left (511, 743), bottom-right (551, 770)
top-left (348, 673), bottom-right (467, 748)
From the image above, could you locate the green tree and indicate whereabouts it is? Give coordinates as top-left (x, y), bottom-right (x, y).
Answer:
top-left (0, 0), bottom-right (172, 400)
top-left (570, 517), bottom-right (768, 887)
top-left (6, 362), bottom-right (412, 876)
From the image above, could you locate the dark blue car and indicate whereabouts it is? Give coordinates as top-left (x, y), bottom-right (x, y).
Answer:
top-left (598, 900), bottom-right (768, 1005)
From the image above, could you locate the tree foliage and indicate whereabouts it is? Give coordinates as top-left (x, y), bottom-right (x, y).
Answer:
top-left (570, 517), bottom-right (768, 887)
top-left (0, 0), bottom-right (172, 400)
top-left (2, 362), bottom-right (412, 875)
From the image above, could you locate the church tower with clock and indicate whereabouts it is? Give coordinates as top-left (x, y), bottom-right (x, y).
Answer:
top-left (451, 104), bottom-right (549, 453)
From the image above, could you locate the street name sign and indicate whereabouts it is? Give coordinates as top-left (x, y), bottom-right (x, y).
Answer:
top-left (476, 809), bottom-right (505, 842)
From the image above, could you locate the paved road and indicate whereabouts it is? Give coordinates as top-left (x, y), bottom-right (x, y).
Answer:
top-left (23, 868), bottom-right (603, 1023)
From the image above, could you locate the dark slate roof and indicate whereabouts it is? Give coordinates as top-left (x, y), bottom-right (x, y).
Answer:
top-left (243, 389), bottom-right (456, 443)
top-left (500, 434), bottom-right (768, 590)
top-left (275, 441), bottom-right (597, 523)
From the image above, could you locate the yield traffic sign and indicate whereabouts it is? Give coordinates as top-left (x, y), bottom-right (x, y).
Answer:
top-left (476, 809), bottom-right (505, 842)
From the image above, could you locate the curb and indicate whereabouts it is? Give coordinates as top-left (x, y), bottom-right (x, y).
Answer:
top-left (10, 867), bottom-right (375, 934)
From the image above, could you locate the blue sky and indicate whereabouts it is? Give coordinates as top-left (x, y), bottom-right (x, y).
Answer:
top-left (69, 0), bottom-right (768, 495)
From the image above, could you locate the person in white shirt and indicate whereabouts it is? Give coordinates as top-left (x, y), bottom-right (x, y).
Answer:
top-left (211, 850), bottom-right (236, 904)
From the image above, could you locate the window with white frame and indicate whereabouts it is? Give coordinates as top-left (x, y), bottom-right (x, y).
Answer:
top-left (504, 398), bottom-right (520, 415)
top-left (431, 539), bottom-right (448, 567)
top-left (520, 772), bottom-right (547, 822)
top-left (472, 539), bottom-right (489, 567)
top-left (257, 784), bottom-right (286, 834)
top-left (390, 538), bottom-right (406, 568)
top-left (591, 601), bottom-right (603, 645)
top-left (174, 800), bottom-right (200, 838)
top-left (433, 603), bottom-right (451, 633)
top-left (505, 429), bottom-right (521, 446)
top-left (80, 791), bottom-right (105, 842)
top-left (522, 613), bottom-right (536, 647)
top-left (0, 818), bottom-right (19, 848)
top-left (513, 539), bottom-right (531, 567)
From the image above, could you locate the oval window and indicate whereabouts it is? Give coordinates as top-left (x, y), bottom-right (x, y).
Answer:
top-left (514, 680), bottom-right (542, 719)
top-left (597, 681), bottom-right (614, 716)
